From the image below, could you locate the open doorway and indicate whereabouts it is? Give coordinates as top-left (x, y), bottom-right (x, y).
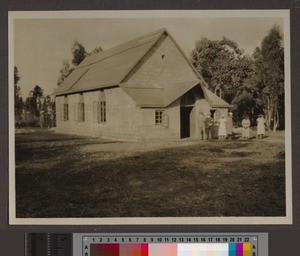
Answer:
top-left (180, 106), bottom-right (193, 138)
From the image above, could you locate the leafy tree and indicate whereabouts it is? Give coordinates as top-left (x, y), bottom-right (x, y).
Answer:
top-left (231, 75), bottom-right (264, 125)
top-left (252, 25), bottom-right (284, 131)
top-left (32, 85), bottom-right (44, 98)
top-left (191, 26), bottom-right (284, 131)
top-left (57, 60), bottom-right (74, 86)
top-left (25, 85), bottom-right (44, 126)
top-left (190, 37), bottom-right (250, 104)
top-left (43, 95), bottom-right (56, 128)
top-left (57, 42), bottom-right (103, 86)
top-left (71, 40), bottom-right (87, 66)
top-left (14, 66), bottom-right (23, 126)
top-left (14, 66), bottom-right (20, 86)
top-left (87, 46), bottom-right (103, 56)
top-left (57, 40), bottom-right (86, 86)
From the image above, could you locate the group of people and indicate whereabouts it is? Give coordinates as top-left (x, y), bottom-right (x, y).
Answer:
top-left (198, 111), bottom-right (266, 140)
top-left (198, 112), bottom-right (233, 140)
top-left (241, 114), bottom-right (266, 139)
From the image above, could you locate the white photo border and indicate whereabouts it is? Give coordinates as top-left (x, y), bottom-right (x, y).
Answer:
top-left (9, 9), bottom-right (292, 225)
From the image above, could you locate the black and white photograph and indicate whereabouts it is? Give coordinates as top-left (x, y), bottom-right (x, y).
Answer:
top-left (9, 10), bottom-right (292, 225)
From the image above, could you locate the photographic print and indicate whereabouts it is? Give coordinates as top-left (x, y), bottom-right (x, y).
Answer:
top-left (9, 10), bottom-right (292, 224)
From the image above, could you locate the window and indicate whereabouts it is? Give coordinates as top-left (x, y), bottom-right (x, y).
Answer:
top-left (63, 104), bottom-right (69, 121)
top-left (155, 110), bottom-right (164, 125)
top-left (78, 102), bottom-right (85, 122)
top-left (75, 94), bottom-right (85, 122)
top-left (100, 101), bottom-right (106, 123)
top-left (155, 110), bottom-right (169, 127)
top-left (93, 91), bottom-right (106, 124)
top-left (61, 96), bottom-right (68, 121)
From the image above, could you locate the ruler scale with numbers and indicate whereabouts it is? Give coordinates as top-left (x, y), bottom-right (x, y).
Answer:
top-left (25, 233), bottom-right (267, 256)
top-left (75, 233), bottom-right (267, 256)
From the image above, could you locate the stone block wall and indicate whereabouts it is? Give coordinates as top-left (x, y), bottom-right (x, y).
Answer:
top-left (139, 99), bottom-right (181, 140)
top-left (55, 87), bottom-right (140, 140)
top-left (127, 35), bottom-right (198, 88)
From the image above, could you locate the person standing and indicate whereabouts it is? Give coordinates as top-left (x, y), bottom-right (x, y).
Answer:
top-left (218, 114), bottom-right (227, 139)
top-left (198, 111), bottom-right (206, 140)
top-left (205, 113), bottom-right (214, 140)
top-left (242, 115), bottom-right (251, 139)
top-left (257, 114), bottom-right (266, 139)
top-left (226, 112), bottom-right (233, 139)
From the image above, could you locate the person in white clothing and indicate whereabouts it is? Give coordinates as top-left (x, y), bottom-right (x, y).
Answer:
top-left (257, 114), bottom-right (266, 139)
top-left (242, 115), bottom-right (251, 139)
top-left (218, 114), bottom-right (227, 139)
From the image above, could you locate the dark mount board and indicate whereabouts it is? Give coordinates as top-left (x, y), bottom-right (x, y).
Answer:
top-left (0, 1), bottom-right (300, 256)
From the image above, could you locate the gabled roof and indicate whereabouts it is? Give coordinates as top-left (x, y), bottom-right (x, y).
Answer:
top-left (54, 28), bottom-right (167, 95)
top-left (53, 28), bottom-right (231, 109)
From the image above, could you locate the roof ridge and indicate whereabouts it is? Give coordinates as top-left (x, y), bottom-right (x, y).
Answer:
top-left (114, 28), bottom-right (166, 49)
top-left (77, 28), bottom-right (166, 69)
top-left (77, 39), bottom-right (160, 69)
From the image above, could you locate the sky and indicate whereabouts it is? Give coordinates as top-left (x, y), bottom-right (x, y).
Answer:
top-left (12, 12), bottom-right (285, 98)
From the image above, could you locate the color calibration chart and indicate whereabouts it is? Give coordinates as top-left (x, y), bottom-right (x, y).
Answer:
top-left (73, 233), bottom-right (268, 256)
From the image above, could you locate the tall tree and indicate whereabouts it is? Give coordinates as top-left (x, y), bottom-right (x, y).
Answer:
top-left (14, 66), bottom-right (23, 126)
top-left (25, 85), bottom-right (44, 126)
top-left (57, 60), bottom-right (73, 86)
top-left (252, 25), bottom-right (284, 131)
top-left (43, 95), bottom-right (56, 128)
top-left (57, 42), bottom-right (103, 86)
top-left (190, 37), bottom-right (250, 104)
top-left (32, 85), bottom-right (44, 98)
top-left (231, 74), bottom-right (264, 125)
top-left (71, 40), bottom-right (87, 66)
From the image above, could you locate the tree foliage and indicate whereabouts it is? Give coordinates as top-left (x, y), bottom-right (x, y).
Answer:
top-left (87, 46), bottom-right (103, 56)
top-left (23, 85), bottom-right (55, 127)
top-left (190, 25), bottom-right (284, 130)
top-left (252, 25), bottom-right (284, 130)
top-left (57, 41), bottom-right (102, 86)
top-left (14, 66), bottom-right (23, 125)
top-left (57, 60), bottom-right (74, 86)
top-left (25, 85), bottom-right (44, 118)
top-left (71, 40), bottom-right (87, 66)
top-left (191, 37), bottom-right (252, 104)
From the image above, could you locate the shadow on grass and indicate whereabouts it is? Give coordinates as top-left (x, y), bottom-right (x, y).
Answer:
top-left (16, 131), bottom-right (119, 144)
top-left (15, 135), bottom-right (286, 218)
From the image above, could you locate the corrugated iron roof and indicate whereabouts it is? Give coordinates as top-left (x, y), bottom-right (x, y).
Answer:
top-left (122, 81), bottom-right (231, 109)
top-left (164, 80), bottom-right (200, 107)
top-left (122, 87), bottom-right (165, 108)
top-left (54, 28), bottom-right (165, 95)
top-left (121, 80), bottom-right (200, 108)
top-left (53, 28), bottom-right (231, 109)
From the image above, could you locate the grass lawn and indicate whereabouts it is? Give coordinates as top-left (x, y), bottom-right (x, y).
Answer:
top-left (15, 128), bottom-right (286, 217)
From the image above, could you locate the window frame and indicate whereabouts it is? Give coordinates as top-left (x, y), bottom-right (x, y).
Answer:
top-left (155, 110), bottom-right (164, 125)
top-left (63, 103), bottom-right (69, 121)
top-left (76, 94), bottom-right (85, 122)
top-left (93, 91), bottom-right (106, 124)
top-left (78, 102), bottom-right (85, 122)
top-left (100, 101), bottom-right (106, 123)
